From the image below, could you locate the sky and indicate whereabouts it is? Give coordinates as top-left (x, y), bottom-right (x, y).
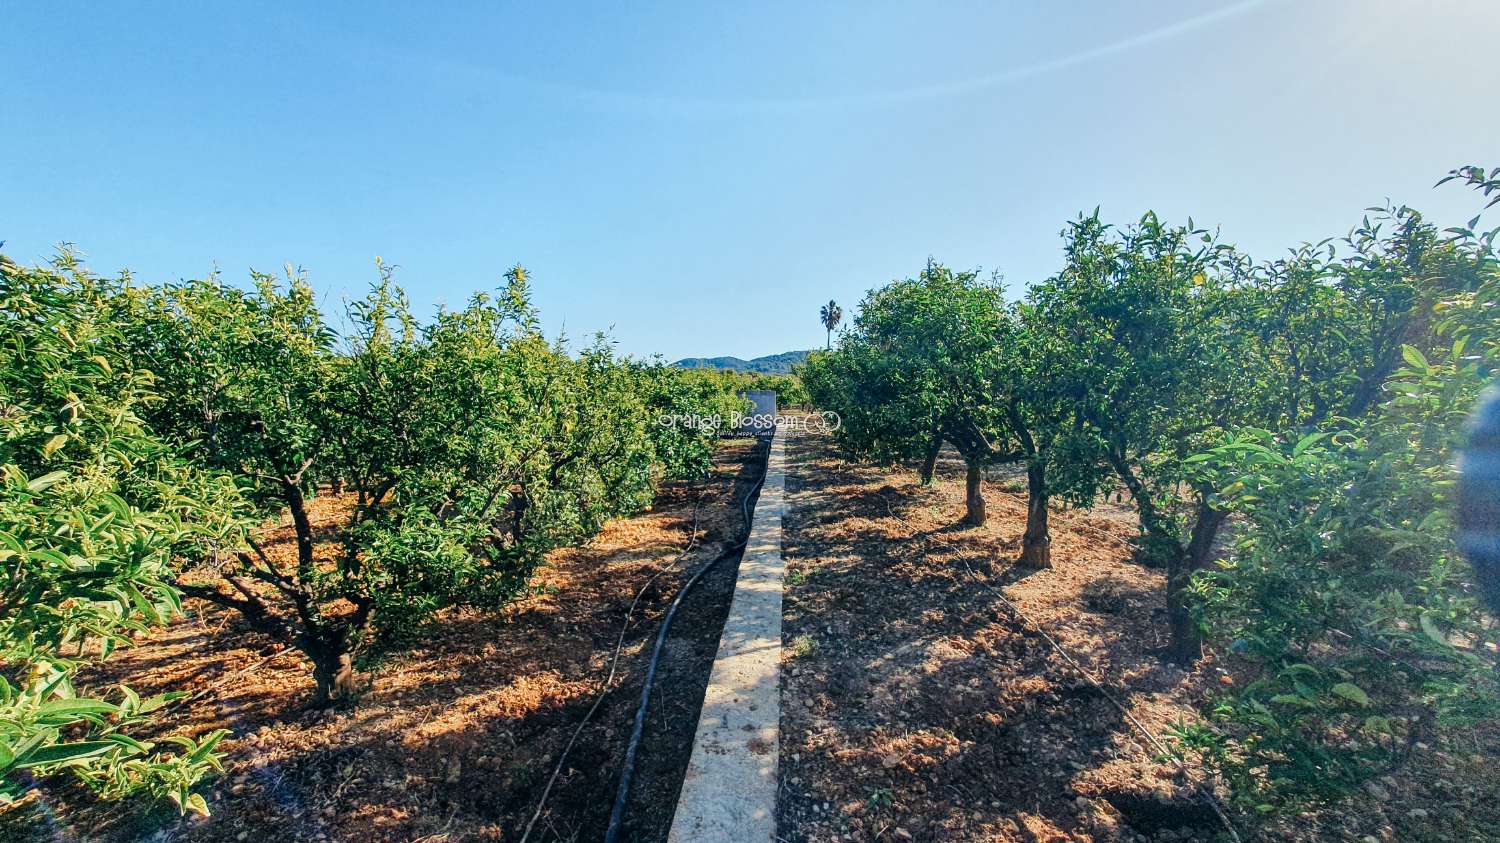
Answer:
top-left (3, 1), bottom-right (1498, 361)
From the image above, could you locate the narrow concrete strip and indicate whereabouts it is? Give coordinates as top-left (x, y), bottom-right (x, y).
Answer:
top-left (667, 424), bottom-right (786, 843)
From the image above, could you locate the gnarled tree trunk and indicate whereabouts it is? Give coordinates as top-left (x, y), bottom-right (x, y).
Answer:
top-left (918, 430), bottom-right (942, 486)
top-left (962, 458), bottom-right (986, 526)
top-left (1018, 462), bottom-right (1051, 568)
top-left (306, 635), bottom-right (359, 705)
top-left (1165, 497), bottom-right (1228, 664)
top-left (1107, 450), bottom-right (1174, 569)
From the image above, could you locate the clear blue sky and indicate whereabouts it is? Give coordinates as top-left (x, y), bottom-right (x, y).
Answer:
top-left (4, 1), bottom-right (1497, 361)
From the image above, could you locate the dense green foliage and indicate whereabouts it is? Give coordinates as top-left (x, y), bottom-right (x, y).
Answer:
top-left (802, 264), bottom-right (1019, 529)
top-left (805, 170), bottom-right (1500, 817)
top-left (0, 254), bottom-right (239, 813)
top-left (0, 255), bottom-right (741, 811)
top-left (675, 367), bottom-right (811, 410)
top-left (112, 264), bottom-right (742, 703)
top-left (1170, 188), bottom-right (1500, 811)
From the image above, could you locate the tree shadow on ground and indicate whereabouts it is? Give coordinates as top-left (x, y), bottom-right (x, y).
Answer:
top-left (15, 440), bottom-right (772, 843)
top-left (779, 429), bottom-right (1222, 842)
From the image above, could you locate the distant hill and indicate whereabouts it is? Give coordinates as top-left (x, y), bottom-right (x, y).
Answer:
top-left (671, 350), bottom-right (813, 374)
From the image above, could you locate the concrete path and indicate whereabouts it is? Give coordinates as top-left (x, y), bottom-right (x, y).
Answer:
top-left (667, 425), bottom-right (786, 843)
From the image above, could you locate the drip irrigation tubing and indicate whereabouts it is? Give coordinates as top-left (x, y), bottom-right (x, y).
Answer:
top-left (515, 490), bottom-right (706, 843)
top-left (602, 433), bottom-right (772, 843)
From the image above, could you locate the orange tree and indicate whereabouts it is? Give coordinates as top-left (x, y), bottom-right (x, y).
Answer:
top-left (113, 265), bottom-right (733, 704)
top-left (1025, 211), bottom-right (1253, 658)
top-left (804, 261), bottom-right (1097, 567)
top-left (1, 253), bottom-right (240, 813)
top-left (1170, 174), bottom-right (1500, 814)
top-left (803, 262), bottom-right (1019, 527)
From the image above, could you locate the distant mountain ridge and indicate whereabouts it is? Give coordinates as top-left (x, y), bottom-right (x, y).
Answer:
top-left (671, 349), bottom-right (813, 374)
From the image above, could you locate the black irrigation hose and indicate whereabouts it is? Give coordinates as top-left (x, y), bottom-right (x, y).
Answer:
top-left (516, 493), bottom-right (707, 843)
top-left (603, 434), bottom-right (772, 843)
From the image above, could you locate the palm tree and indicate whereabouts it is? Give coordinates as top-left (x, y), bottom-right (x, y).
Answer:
top-left (819, 300), bottom-right (842, 349)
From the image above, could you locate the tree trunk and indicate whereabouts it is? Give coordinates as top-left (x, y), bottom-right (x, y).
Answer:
top-left (305, 630), bottom-right (359, 706)
top-left (918, 431), bottom-right (942, 486)
top-left (282, 479), bottom-right (316, 572)
top-left (1165, 497), bottom-right (1228, 664)
top-left (1107, 451), bottom-right (1174, 569)
top-left (961, 458), bottom-right (986, 527)
top-left (1018, 462), bottom-right (1051, 568)
top-left (181, 577), bottom-right (356, 705)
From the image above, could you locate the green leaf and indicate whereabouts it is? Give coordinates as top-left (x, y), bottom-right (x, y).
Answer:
top-left (41, 434), bottom-right (69, 458)
top-left (36, 698), bottom-right (119, 719)
top-left (16, 741), bottom-right (118, 768)
top-left (184, 792), bottom-right (210, 817)
top-left (1400, 344), bottom-right (1429, 370)
top-left (1291, 431), bottom-right (1329, 457)
top-left (25, 470), bottom-right (69, 492)
top-left (187, 729), bottom-right (228, 764)
top-left (1330, 683), bottom-right (1371, 707)
top-left (103, 733), bottom-right (152, 754)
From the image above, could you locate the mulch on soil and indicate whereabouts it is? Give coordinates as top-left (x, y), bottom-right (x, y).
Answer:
top-left (5, 438), bottom-right (768, 843)
top-left (776, 427), bottom-right (1500, 843)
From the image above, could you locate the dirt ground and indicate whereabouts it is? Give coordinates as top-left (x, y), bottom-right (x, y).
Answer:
top-left (776, 426), bottom-right (1500, 843)
top-left (9, 423), bottom-right (1499, 843)
top-left (4, 438), bottom-right (768, 843)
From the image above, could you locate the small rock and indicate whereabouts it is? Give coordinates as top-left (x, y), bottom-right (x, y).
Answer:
top-left (894, 829), bottom-right (912, 840)
top-left (1407, 808), bottom-right (1429, 819)
top-left (1364, 781), bottom-right (1390, 800)
top-left (445, 757), bottom-right (462, 784)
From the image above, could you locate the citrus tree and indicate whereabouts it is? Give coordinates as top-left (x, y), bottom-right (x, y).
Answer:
top-left (0, 252), bottom-right (239, 813)
top-left (1169, 172), bottom-right (1500, 815)
top-left (1027, 211), bottom-right (1253, 659)
top-left (804, 262), bottom-right (1026, 527)
top-left (983, 299), bottom-right (1095, 568)
top-left (109, 264), bottom-right (734, 704)
top-left (638, 363), bottom-right (750, 476)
